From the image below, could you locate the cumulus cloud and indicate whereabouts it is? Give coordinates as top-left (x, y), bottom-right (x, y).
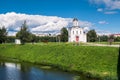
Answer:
top-left (90, 0), bottom-right (120, 14)
top-left (97, 8), bottom-right (103, 12)
top-left (0, 12), bottom-right (93, 36)
top-left (98, 21), bottom-right (109, 24)
top-left (97, 30), bottom-right (111, 36)
top-left (90, 0), bottom-right (120, 10)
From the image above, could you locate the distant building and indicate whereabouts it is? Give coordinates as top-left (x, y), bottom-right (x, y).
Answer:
top-left (112, 34), bottom-right (120, 37)
top-left (68, 18), bottom-right (87, 42)
top-left (33, 33), bottom-right (49, 37)
top-left (15, 39), bottom-right (21, 44)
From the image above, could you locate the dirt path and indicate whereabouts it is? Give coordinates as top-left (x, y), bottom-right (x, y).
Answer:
top-left (85, 43), bottom-right (120, 47)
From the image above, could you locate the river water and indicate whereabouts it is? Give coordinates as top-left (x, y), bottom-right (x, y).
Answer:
top-left (0, 59), bottom-right (96, 80)
top-left (0, 60), bottom-right (79, 80)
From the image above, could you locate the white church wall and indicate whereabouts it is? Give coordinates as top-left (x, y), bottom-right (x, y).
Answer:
top-left (68, 18), bottom-right (87, 43)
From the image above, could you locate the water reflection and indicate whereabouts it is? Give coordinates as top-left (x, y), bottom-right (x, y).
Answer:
top-left (0, 60), bottom-right (100, 80)
top-left (0, 62), bottom-right (22, 80)
top-left (5, 63), bottom-right (21, 70)
top-left (0, 61), bottom-right (76, 80)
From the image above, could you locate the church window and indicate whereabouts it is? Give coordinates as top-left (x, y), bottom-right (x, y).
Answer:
top-left (84, 31), bottom-right (85, 34)
top-left (76, 31), bottom-right (78, 34)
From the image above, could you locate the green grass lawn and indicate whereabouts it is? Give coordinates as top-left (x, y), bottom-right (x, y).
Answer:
top-left (0, 43), bottom-right (119, 79)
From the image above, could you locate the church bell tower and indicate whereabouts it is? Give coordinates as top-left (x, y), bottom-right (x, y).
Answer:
top-left (73, 18), bottom-right (79, 27)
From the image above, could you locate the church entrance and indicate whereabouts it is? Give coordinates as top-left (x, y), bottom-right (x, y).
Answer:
top-left (76, 36), bottom-right (79, 42)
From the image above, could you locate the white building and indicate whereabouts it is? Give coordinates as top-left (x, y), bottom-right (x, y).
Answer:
top-left (15, 39), bottom-right (21, 44)
top-left (68, 18), bottom-right (87, 42)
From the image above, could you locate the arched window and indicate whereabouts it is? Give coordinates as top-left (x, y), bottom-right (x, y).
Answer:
top-left (76, 31), bottom-right (78, 34)
top-left (73, 31), bottom-right (74, 34)
top-left (80, 31), bottom-right (81, 34)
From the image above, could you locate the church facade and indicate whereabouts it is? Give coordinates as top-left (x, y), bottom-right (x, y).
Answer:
top-left (68, 18), bottom-right (87, 42)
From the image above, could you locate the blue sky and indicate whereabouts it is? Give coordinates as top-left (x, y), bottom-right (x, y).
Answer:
top-left (0, 0), bottom-right (120, 35)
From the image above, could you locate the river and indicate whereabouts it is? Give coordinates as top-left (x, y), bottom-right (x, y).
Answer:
top-left (0, 59), bottom-right (79, 80)
top-left (0, 59), bottom-right (97, 80)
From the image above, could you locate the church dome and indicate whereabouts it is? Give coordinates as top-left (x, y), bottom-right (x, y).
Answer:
top-left (73, 18), bottom-right (79, 27)
top-left (73, 18), bottom-right (78, 21)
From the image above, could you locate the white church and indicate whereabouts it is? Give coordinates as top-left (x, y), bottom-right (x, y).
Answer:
top-left (68, 18), bottom-right (87, 42)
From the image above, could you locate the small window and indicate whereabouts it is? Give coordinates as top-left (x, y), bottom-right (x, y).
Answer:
top-left (84, 31), bottom-right (85, 34)
top-left (73, 31), bottom-right (74, 34)
top-left (76, 31), bottom-right (78, 34)
top-left (80, 31), bottom-right (81, 34)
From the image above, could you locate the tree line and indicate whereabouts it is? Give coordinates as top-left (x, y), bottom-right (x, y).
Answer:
top-left (87, 29), bottom-right (120, 42)
top-left (0, 21), bottom-right (68, 44)
top-left (0, 21), bottom-right (120, 44)
top-left (0, 26), bottom-right (7, 43)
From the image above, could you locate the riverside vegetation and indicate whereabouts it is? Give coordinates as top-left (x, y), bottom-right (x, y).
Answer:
top-left (0, 43), bottom-right (118, 80)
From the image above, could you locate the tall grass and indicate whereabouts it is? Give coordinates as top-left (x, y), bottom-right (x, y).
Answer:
top-left (0, 43), bottom-right (118, 79)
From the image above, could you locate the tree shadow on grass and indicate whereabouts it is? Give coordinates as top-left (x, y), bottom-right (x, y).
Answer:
top-left (117, 44), bottom-right (120, 80)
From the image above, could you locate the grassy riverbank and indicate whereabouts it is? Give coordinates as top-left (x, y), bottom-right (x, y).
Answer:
top-left (0, 43), bottom-right (118, 79)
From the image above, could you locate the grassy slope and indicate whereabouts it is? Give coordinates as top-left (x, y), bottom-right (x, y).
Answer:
top-left (0, 43), bottom-right (118, 79)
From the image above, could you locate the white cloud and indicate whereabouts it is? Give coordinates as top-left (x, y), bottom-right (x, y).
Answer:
top-left (90, 0), bottom-right (120, 9)
top-left (97, 8), bottom-right (118, 14)
top-left (97, 8), bottom-right (103, 12)
top-left (90, 0), bottom-right (120, 14)
top-left (8, 32), bottom-right (17, 36)
top-left (98, 21), bottom-right (109, 24)
top-left (96, 30), bottom-right (111, 36)
top-left (104, 11), bottom-right (118, 14)
top-left (0, 12), bottom-right (93, 36)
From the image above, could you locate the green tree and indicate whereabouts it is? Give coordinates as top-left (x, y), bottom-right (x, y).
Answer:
top-left (108, 35), bottom-right (115, 45)
top-left (6, 36), bottom-right (16, 43)
top-left (97, 35), bottom-right (108, 42)
top-left (87, 29), bottom-right (97, 42)
top-left (16, 21), bottom-right (31, 44)
top-left (60, 27), bottom-right (68, 42)
top-left (109, 35), bottom-right (115, 40)
top-left (29, 34), bottom-right (37, 43)
top-left (115, 37), bottom-right (120, 42)
top-left (0, 26), bottom-right (7, 44)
